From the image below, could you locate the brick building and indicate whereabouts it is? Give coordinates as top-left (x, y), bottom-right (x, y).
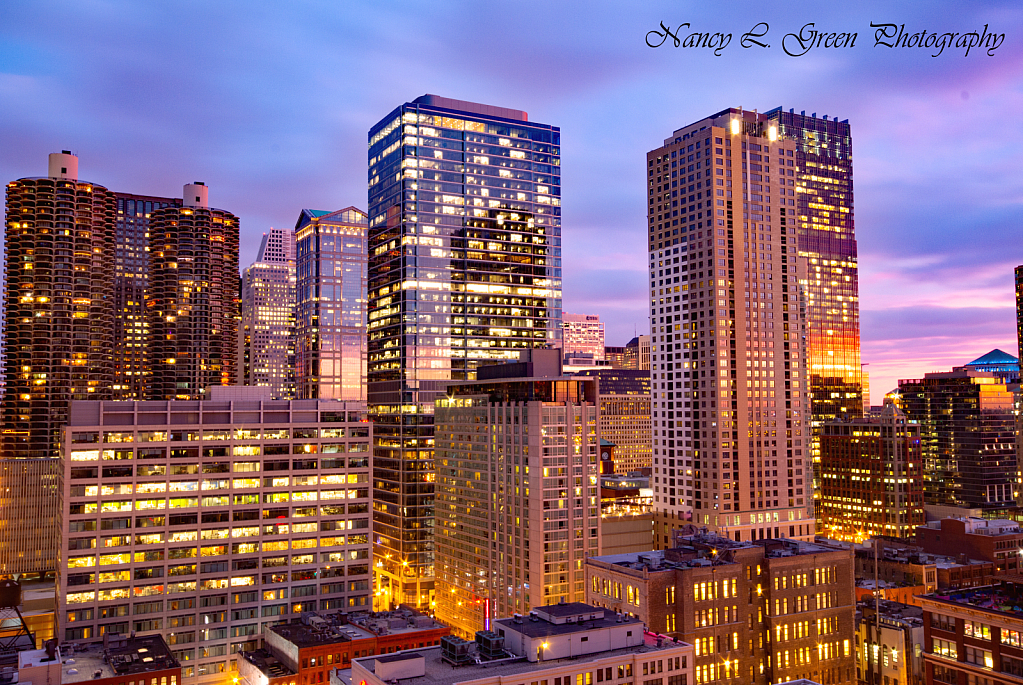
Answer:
top-left (917, 518), bottom-right (1023, 574)
top-left (585, 530), bottom-right (856, 685)
top-left (238, 609), bottom-right (449, 685)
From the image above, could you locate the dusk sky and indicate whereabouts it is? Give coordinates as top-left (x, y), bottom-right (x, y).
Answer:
top-left (2, 1), bottom-right (1021, 403)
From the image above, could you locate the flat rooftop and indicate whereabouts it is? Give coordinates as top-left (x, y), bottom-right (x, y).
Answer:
top-left (493, 611), bottom-right (642, 639)
top-left (924, 581), bottom-right (1023, 619)
top-left (63, 635), bottom-right (178, 683)
top-left (268, 609), bottom-right (445, 647)
top-left (356, 634), bottom-right (686, 685)
top-left (239, 649), bottom-right (297, 679)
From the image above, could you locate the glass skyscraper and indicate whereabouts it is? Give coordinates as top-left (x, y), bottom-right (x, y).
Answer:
top-left (367, 95), bottom-right (562, 609)
top-left (294, 208), bottom-right (368, 401)
top-left (765, 109), bottom-right (861, 522)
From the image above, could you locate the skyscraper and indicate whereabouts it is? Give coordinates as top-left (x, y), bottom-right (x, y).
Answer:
top-left (764, 108), bottom-right (861, 519)
top-left (367, 95), bottom-right (562, 608)
top-left (2, 152), bottom-right (116, 459)
top-left (294, 208), bottom-right (368, 401)
top-left (899, 366), bottom-right (1018, 511)
top-left (434, 353), bottom-right (600, 637)
top-left (111, 192), bottom-right (181, 400)
top-left (1016, 265), bottom-right (1023, 361)
top-left (147, 183), bottom-right (240, 400)
top-left (240, 227), bottom-right (296, 399)
top-left (646, 109), bottom-right (815, 545)
top-left (574, 368), bottom-right (653, 473)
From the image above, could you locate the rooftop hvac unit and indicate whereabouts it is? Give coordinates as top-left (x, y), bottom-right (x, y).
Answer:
top-left (440, 635), bottom-right (474, 666)
top-left (475, 631), bottom-right (506, 659)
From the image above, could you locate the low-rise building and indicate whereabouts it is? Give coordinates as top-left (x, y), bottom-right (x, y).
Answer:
top-left (855, 600), bottom-right (925, 685)
top-left (916, 518), bottom-right (1023, 574)
top-left (918, 579), bottom-right (1023, 685)
top-left (585, 530), bottom-right (857, 685)
top-left (351, 603), bottom-right (693, 685)
top-left (854, 542), bottom-right (997, 593)
top-left (54, 634), bottom-right (181, 685)
top-left (238, 608), bottom-right (449, 685)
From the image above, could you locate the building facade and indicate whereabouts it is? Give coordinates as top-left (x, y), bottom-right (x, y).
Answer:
top-left (367, 95), bottom-right (562, 608)
top-left (112, 193), bottom-right (182, 400)
top-left (433, 356), bottom-right (600, 637)
top-left (3, 152), bottom-right (116, 459)
top-left (575, 369), bottom-right (652, 473)
top-left (147, 183), bottom-right (240, 400)
top-left (294, 208), bottom-right (368, 402)
top-left (919, 580), bottom-right (1023, 685)
top-left (562, 313), bottom-right (606, 361)
top-left (586, 534), bottom-right (857, 685)
top-left (59, 394), bottom-right (372, 685)
top-left (646, 108), bottom-right (814, 546)
top-left (856, 600), bottom-right (926, 685)
top-left (240, 228), bottom-right (297, 399)
top-left (819, 405), bottom-right (924, 542)
top-left (624, 335), bottom-right (652, 371)
top-left (898, 368), bottom-right (1019, 511)
top-left (917, 518), bottom-right (1023, 575)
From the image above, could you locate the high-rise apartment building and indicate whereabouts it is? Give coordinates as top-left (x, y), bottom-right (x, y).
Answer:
top-left (819, 405), bottom-right (924, 542)
top-left (147, 183), bottom-right (240, 400)
top-left (112, 193), bottom-right (181, 400)
top-left (899, 367), bottom-right (1018, 511)
top-left (294, 208), bottom-right (368, 401)
top-left (561, 313), bottom-right (605, 361)
top-left (59, 392), bottom-right (372, 685)
top-left (367, 95), bottom-right (562, 608)
top-left (433, 353), bottom-right (600, 637)
top-left (2, 152), bottom-right (116, 459)
top-left (240, 228), bottom-right (296, 399)
top-left (646, 109), bottom-right (814, 546)
top-left (575, 368), bottom-right (652, 473)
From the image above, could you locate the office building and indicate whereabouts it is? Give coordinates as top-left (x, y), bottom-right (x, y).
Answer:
top-left (646, 108), bottom-right (814, 545)
top-left (855, 600), bottom-right (925, 685)
top-left (918, 579), bottom-right (1023, 685)
top-left (2, 152), bottom-right (116, 459)
top-left (1016, 266), bottom-right (1023, 363)
top-left (604, 345), bottom-right (627, 369)
top-left (240, 228), bottom-right (297, 399)
top-left (764, 110), bottom-right (862, 512)
top-left (624, 335), bottom-right (652, 371)
top-left (586, 533), bottom-right (856, 685)
top-left (898, 367), bottom-right (1018, 511)
top-left (819, 405), bottom-right (924, 542)
top-left (367, 95), bottom-right (562, 608)
top-left (561, 313), bottom-right (605, 361)
top-left (294, 208), bottom-right (368, 402)
top-left (237, 609), bottom-right (449, 685)
top-left (147, 183), bottom-right (239, 400)
top-left (574, 368), bottom-right (652, 473)
top-left (963, 348), bottom-right (1020, 384)
top-left (352, 604), bottom-right (693, 685)
top-left (0, 458), bottom-right (60, 575)
top-left (59, 392), bottom-right (372, 684)
top-left (433, 352), bottom-right (599, 637)
top-left (112, 193), bottom-right (182, 400)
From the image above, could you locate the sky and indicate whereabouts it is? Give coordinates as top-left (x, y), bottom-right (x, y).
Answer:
top-left (1, 0), bottom-right (1021, 403)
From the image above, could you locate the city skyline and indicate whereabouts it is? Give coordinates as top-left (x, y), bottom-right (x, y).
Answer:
top-left (1, 2), bottom-right (1021, 405)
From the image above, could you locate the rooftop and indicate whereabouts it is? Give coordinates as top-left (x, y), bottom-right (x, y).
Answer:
top-left (268, 609), bottom-right (445, 647)
top-left (239, 649), bottom-right (297, 679)
top-left (61, 635), bottom-right (178, 683)
top-left (492, 606), bottom-right (642, 639)
top-left (355, 633), bottom-right (686, 685)
top-left (924, 581), bottom-right (1023, 619)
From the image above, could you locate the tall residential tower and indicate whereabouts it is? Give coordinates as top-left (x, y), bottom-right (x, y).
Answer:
top-left (2, 152), bottom-right (116, 458)
top-left (367, 95), bottom-right (562, 608)
top-left (240, 227), bottom-right (296, 399)
top-left (147, 183), bottom-right (240, 400)
top-left (646, 109), bottom-right (815, 545)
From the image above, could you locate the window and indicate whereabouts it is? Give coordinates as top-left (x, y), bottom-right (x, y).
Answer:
top-left (933, 639), bottom-right (957, 660)
top-left (965, 622), bottom-right (991, 640)
top-left (965, 647), bottom-right (993, 669)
